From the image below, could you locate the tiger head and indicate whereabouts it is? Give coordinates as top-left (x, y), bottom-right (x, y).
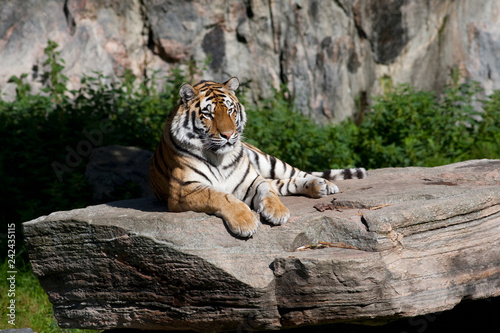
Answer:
top-left (172, 77), bottom-right (247, 155)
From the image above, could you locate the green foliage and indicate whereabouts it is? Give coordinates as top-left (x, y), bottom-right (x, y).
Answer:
top-left (472, 89), bottom-right (500, 158)
top-left (357, 69), bottom-right (500, 168)
top-left (41, 39), bottom-right (69, 103)
top-left (243, 69), bottom-right (500, 172)
top-left (0, 40), bottom-right (185, 234)
top-left (244, 87), bottom-right (361, 171)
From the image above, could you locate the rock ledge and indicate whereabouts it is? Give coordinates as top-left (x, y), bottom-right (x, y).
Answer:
top-left (24, 160), bottom-right (500, 332)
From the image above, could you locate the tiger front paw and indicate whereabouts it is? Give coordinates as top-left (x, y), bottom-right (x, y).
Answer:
top-left (258, 194), bottom-right (290, 226)
top-left (224, 203), bottom-right (260, 238)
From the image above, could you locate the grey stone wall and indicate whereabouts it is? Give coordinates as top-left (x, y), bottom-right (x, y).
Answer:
top-left (1, 0), bottom-right (499, 123)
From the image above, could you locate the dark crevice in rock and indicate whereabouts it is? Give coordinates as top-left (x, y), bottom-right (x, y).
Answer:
top-left (63, 0), bottom-right (76, 36)
top-left (334, 0), bottom-right (349, 17)
top-left (236, 18), bottom-right (248, 44)
top-left (139, 0), bottom-right (155, 59)
top-left (267, 0), bottom-right (277, 52)
top-left (348, 48), bottom-right (361, 73)
top-left (141, 4), bottom-right (165, 64)
top-left (279, 49), bottom-right (288, 84)
top-left (360, 216), bottom-right (369, 231)
top-left (202, 25), bottom-right (226, 71)
top-left (244, 0), bottom-right (254, 19)
top-left (370, 0), bottom-right (407, 64)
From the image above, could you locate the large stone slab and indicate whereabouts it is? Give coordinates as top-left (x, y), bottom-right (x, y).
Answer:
top-left (24, 160), bottom-right (500, 331)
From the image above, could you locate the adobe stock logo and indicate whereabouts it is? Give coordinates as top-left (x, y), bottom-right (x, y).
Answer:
top-left (51, 119), bottom-right (115, 182)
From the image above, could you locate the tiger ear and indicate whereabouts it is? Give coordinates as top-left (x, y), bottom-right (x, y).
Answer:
top-left (223, 77), bottom-right (239, 93)
top-left (179, 83), bottom-right (197, 105)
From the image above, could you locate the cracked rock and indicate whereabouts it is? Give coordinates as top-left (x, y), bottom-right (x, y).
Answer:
top-left (24, 159), bottom-right (500, 331)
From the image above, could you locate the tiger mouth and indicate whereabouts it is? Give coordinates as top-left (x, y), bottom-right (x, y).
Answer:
top-left (212, 141), bottom-right (234, 150)
top-left (206, 139), bottom-right (236, 153)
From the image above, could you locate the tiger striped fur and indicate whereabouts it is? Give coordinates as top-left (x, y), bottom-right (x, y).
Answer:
top-left (149, 77), bottom-right (367, 237)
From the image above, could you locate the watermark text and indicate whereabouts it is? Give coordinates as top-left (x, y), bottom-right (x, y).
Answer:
top-left (6, 223), bottom-right (17, 326)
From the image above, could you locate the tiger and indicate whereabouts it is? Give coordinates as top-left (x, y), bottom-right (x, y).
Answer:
top-left (149, 77), bottom-right (367, 237)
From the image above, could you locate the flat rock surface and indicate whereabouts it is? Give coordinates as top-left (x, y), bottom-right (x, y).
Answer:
top-left (24, 160), bottom-right (500, 332)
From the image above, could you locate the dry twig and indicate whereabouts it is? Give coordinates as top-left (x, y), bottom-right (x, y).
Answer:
top-left (295, 241), bottom-right (359, 251)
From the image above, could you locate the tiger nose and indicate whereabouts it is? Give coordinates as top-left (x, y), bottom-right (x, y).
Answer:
top-left (220, 131), bottom-right (234, 139)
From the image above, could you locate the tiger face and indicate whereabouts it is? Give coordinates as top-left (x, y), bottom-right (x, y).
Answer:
top-left (174, 77), bottom-right (247, 155)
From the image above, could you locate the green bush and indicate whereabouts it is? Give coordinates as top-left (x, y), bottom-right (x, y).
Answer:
top-left (244, 87), bottom-right (361, 171)
top-left (472, 89), bottom-right (500, 159)
top-left (0, 41), bottom-right (183, 232)
top-left (357, 70), bottom-right (500, 168)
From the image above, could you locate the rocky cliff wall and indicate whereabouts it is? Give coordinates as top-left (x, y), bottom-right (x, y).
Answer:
top-left (1, 0), bottom-right (500, 122)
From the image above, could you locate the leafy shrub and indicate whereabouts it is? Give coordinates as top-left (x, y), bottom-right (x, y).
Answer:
top-left (0, 41), bottom-right (184, 232)
top-left (244, 87), bottom-right (361, 171)
top-left (357, 69), bottom-right (500, 168)
top-left (471, 89), bottom-right (500, 159)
